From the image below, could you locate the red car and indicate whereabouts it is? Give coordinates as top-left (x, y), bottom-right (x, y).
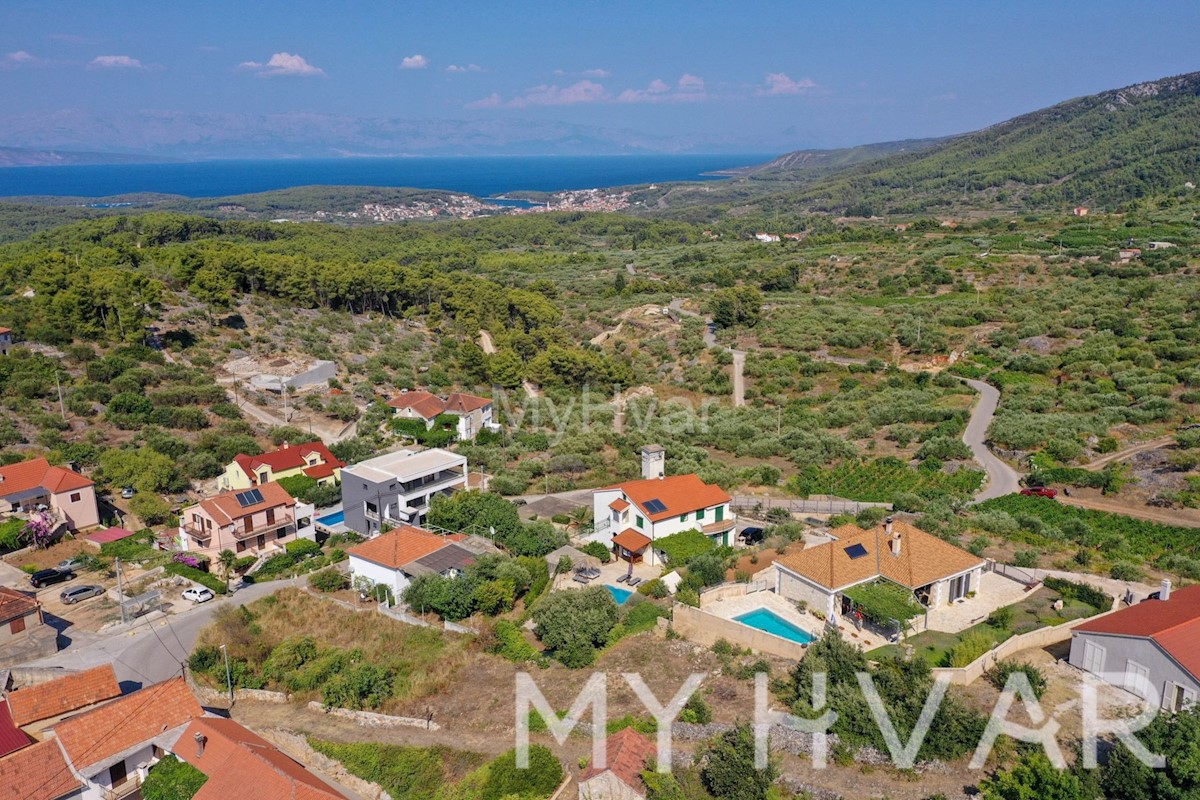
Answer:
top-left (1020, 486), bottom-right (1058, 498)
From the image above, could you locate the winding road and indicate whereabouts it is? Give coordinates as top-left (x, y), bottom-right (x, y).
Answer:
top-left (960, 378), bottom-right (1021, 502)
top-left (668, 299), bottom-right (745, 407)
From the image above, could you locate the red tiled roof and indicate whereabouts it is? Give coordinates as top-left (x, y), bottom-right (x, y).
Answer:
top-left (603, 474), bottom-right (731, 522)
top-left (0, 587), bottom-right (37, 626)
top-left (444, 392), bottom-right (491, 414)
top-left (0, 328), bottom-right (10, 335)
top-left (609, 499), bottom-right (630, 512)
top-left (612, 528), bottom-right (652, 552)
top-left (197, 481), bottom-right (296, 525)
top-left (347, 525), bottom-right (447, 570)
top-left (302, 462), bottom-right (337, 480)
top-left (1075, 585), bottom-right (1200, 680)
top-left (233, 442), bottom-right (344, 482)
top-left (0, 739), bottom-right (81, 800)
top-left (178, 717), bottom-right (347, 800)
top-left (0, 458), bottom-right (92, 498)
top-left (84, 526), bottom-right (136, 544)
top-left (7, 665), bottom-right (121, 728)
top-left (52, 677), bottom-right (203, 773)
top-left (0, 701), bottom-right (31, 759)
top-left (580, 727), bottom-right (656, 792)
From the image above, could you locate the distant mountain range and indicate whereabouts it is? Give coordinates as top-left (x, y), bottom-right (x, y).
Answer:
top-left (0, 147), bottom-right (165, 168)
top-left (652, 70), bottom-right (1200, 215)
top-left (0, 111), bottom-right (746, 161)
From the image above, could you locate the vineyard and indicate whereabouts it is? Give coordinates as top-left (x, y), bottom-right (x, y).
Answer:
top-left (787, 457), bottom-right (984, 503)
top-left (975, 495), bottom-right (1200, 561)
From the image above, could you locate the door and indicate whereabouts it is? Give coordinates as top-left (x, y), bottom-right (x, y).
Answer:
top-left (1082, 640), bottom-right (1106, 675)
top-left (109, 760), bottom-right (128, 788)
top-left (715, 506), bottom-right (724, 522)
top-left (948, 574), bottom-right (968, 602)
top-left (1125, 660), bottom-right (1150, 698)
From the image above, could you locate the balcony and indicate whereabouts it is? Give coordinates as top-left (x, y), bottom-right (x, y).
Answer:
top-left (231, 511), bottom-right (294, 540)
top-left (103, 775), bottom-right (141, 800)
top-left (702, 518), bottom-right (736, 535)
top-left (398, 469), bottom-right (467, 496)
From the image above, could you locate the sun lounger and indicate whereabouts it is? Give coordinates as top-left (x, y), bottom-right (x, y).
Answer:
top-left (573, 574), bottom-right (591, 584)
top-left (628, 577), bottom-right (642, 587)
top-left (584, 567), bottom-right (601, 578)
top-left (616, 574), bottom-right (629, 583)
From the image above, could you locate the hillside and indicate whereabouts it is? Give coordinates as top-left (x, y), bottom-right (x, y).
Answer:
top-left (650, 71), bottom-right (1200, 217)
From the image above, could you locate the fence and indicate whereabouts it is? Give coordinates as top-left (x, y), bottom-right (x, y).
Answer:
top-left (699, 580), bottom-right (769, 606)
top-left (732, 496), bottom-right (892, 518)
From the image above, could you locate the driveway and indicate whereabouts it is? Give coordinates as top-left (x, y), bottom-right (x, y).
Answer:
top-left (960, 378), bottom-right (1022, 501)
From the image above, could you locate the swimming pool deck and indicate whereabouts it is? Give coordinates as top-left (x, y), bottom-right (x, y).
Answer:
top-left (702, 590), bottom-right (827, 644)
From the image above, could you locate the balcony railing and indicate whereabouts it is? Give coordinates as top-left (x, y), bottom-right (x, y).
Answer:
top-left (103, 775), bottom-right (141, 800)
top-left (702, 518), bottom-right (737, 535)
top-left (184, 510), bottom-right (294, 541)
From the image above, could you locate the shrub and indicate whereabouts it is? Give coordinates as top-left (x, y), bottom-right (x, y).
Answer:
top-left (285, 538), bottom-right (321, 558)
top-left (323, 662), bottom-right (394, 710)
top-left (948, 631), bottom-right (993, 667)
top-left (680, 692), bottom-right (712, 724)
top-left (1013, 549), bottom-right (1039, 568)
top-left (986, 605), bottom-right (1015, 629)
top-left (141, 755), bottom-right (207, 800)
top-left (1043, 576), bottom-right (1110, 610)
top-left (653, 529), bottom-right (716, 565)
top-left (309, 569), bottom-right (348, 593)
top-left (481, 746), bottom-right (563, 800)
top-left (165, 563), bottom-right (226, 594)
top-left (580, 541), bottom-right (612, 563)
top-left (490, 620), bottom-right (539, 662)
top-left (1110, 561), bottom-right (1143, 581)
top-left (638, 578), bottom-right (669, 598)
top-left (986, 661), bottom-right (1048, 698)
top-left (531, 586), bottom-right (618, 667)
top-left (686, 554), bottom-right (726, 587)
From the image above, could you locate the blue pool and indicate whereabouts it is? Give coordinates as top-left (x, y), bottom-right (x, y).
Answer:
top-left (606, 585), bottom-right (633, 604)
top-left (733, 608), bottom-right (815, 644)
top-left (316, 510), bottom-right (345, 527)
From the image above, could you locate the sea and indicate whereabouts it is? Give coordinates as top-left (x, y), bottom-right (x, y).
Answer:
top-left (0, 154), bottom-right (772, 200)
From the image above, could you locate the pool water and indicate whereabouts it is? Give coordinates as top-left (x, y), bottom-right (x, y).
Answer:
top-left (733, 608), bottom-right (815, 644)
top-left (316, 510), bottom-right (345, 527)
top-left (606, 585), bottom-right (633, 604)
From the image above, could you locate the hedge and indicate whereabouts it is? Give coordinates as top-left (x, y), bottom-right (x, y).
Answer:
top-left (1043, 576), bottom-right (1109, 611)
top-left (165, 562), bottom-right (227, 594)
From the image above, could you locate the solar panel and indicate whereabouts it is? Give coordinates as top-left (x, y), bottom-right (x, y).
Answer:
top-left (844, 543), bottom-right (868, 560)
top-left (643, 498), bottom-right (667, 514)
top-left (235, 488), bottom-right (264, 507)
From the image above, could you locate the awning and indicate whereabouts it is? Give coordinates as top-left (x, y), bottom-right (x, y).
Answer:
top-left (609, 498), bottom-right (630, 512)
top-left (0, 488), bottom-right (49, 504)
top-left (611, 528), bottom-right (651, 552)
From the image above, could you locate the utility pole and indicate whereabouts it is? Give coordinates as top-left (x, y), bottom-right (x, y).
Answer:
top-left (54, 366), bottom-right (66, 421)
top-left (220, 644), bottom-right (233, 706)
top-left (116, 557), bottom-right (126, 625)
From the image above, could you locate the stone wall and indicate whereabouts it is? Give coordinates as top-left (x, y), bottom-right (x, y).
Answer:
top-left (306, 701), bottom-right (442, 731)
top-left (258, 729), bottom-right (394, 800)
top-left (672, 604), bottom-right (808, 661)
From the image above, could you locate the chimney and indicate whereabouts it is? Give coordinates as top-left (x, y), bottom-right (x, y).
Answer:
top-left (194, 732), bottom-right (207, 758)
top-left (1160, 579), bottom-right (1172, 602)
top-left (886, 517), bottom-right (900, 557)
top-left (640, 444), bottom-right (665, 480)
top-left (282, 441), bottom-right (289, 450)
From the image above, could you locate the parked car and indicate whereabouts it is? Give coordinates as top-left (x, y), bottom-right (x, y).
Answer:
top-left (1020, 486), bottom-right (1058, 498)
top-left (60, 585), bottom-right (104, 604)
top-left (121, 486), bottom-right (135, 499)
top-left (182, 587), bottom-right (214, 604)
top-left (30, 568), bottom-right (74, 589)
top-left (57, 557), bottom-right (87, 572)
top-left (738, 526), bottom-right (766, 545)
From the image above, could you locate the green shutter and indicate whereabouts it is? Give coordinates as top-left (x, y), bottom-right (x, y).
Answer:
top-left (636, 515), bottom-right (644, 528)
top-left (679, 514), bottom-right (688, 522)
top-left (715, 506), bottom-right (724, 522)
top-left (696, 509), bottom-right (705, 521)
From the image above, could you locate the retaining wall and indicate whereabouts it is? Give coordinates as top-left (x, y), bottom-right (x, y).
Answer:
top-left (306, 701), bottom-right (442, 730)
top-left (699, 581), bottom-right (768, 607)
top-left (672, 603), bottom-right (808, 661)
top-left (259, 729), bottom-right (394, 800)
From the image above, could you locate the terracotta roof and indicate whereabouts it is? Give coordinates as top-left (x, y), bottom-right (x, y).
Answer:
top-left (0, 328), bottom-right (9, 335)
top-left (602, 474), bottom-right (731, 522)
top-left (347, 525), bottom-right (447, 570)
top-left (0, 458), bottom-right (92, 499)
top-left (612, 528), bottom-right (652, 552)
top-left (84, 526), bottom-right (136, 544)
top-left (1075, 585), bottom-right (1200, 681)
top-left (233, 442), bottom-right (344, 482)
top-left (0, 738), bottom-right (82, 800)
top-left (52, 677), bottom-right (203, 773)
top-left (302, 462), bottom-right (337, 480)
top-left (0, 700), bottom-right (31, 759)
top-left (444, 392), bottom-right (491, 414)
top-left (580, 727), bottom-right (656, 792)
top-left (609, 499), bottom-right (630, 512)
top-left (775, 520), bottom-right (983, 591)
top-left (196, 481), bottom-right (296, 525)
top-left (387, 391), bottom-right (445, 420)
top-left (7, 665), bottom-right (121, 728)
top-left (178, 717), bottom-right (347, 800)
top-left (0, 587), bottom-right (37, 626)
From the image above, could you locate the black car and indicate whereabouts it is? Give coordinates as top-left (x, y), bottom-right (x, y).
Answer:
top-left (30, 568), bottom-right (74, 589)
top-left (738, 526), bottom-right (766, 545)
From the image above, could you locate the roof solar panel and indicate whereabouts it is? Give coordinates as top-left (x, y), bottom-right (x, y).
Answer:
top-left (643, 498), bottom-right (667, 514)
top-left (844, 543), bottom-right (869, 560)
top-left (235, 488), bottom-right (264, 507)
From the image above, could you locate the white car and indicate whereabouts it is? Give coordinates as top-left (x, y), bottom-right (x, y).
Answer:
top-left (181, 587), bottom-right (214, 604)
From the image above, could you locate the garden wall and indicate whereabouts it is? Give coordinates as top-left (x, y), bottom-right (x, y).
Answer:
top-left (699, 581), bottom-right (769, 607)
top-left (673, 604), bottom-right (808, 661)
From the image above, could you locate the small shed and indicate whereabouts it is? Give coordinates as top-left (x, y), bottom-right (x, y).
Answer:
top-left (83, 527), bottom-right (136, 550)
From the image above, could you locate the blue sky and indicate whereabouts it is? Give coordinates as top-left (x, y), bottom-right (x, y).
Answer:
top-left (2, 1), bottom-right (1198, 151)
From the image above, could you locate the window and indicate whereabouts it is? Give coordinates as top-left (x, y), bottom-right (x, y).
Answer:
top-left (636, 515), bottom-right (644, 528)
top-left (679, 514), bottom-right (688, 522)
top-left (265, 508), bottom-right (275, 525)
top-left (696, 509), bottom-right (705, 521)
top-left (10, 617), bottom-right (25, 634)
top-left (259, 472), bottom-right (269, 484)
top-left (715, 505), bottom-right (724, 522)
top-left (69, 492), bottom-right (81, 502)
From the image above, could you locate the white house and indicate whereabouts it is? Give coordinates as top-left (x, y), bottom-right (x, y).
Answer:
top-left (386, 390), bottom-right (499, 441)
top-left (590, 448), bottom-right (734, 565)
top-left (346, 525), bottom-right (477, 599)
top-left (1069, 582), bottom-right (1199, 710)
top-left (772, 518), bottom-right (985, 620)
top-left (340, 448), bottom-right (468, 535)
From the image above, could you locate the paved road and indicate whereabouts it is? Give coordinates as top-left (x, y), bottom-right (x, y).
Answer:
top-left (23, 579), bottom-right (292, 689)
top-left (960, 378), bottom-right (1022, 502)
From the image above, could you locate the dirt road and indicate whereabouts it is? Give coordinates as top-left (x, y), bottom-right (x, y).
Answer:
top-left (480, 329), bottom-right (539, 398)
top-left (668, 299), bottom-right (744, 407)
top-left (1081, 436), bottom-right (1174, 471)
top-left (1058, 494), bottom-right (1200, 528)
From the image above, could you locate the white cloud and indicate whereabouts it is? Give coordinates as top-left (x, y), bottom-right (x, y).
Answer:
top-left (239, 52), bottom-right (325, 77)
top-left (581, 68), bottom-right (609, 78)
top-left (88, 54), bottom-right (144, 69)
top-left (617, 74), bottom-right (707, 104)
top-left (3, 50), bottom-right (35, 65)
top-left (446, 63), bottom-right (482, 73)
top-left (400, 54), bottom-right (429, 69)
top-left (467, 80), bottom-right (608, 109)
top-left (758, 72), bottom-right (817, 96)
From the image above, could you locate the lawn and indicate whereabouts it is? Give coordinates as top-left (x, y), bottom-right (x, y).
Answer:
top-left (866, 587), bottom-right (1101, 667)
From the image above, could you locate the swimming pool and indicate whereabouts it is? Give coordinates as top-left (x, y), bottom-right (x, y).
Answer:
top-left (605, 585), bottom-right (633, 604)
top-left (316, 510), bottom-right (345, 527)
top-left (733, 608), bottom-right (815, 644)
